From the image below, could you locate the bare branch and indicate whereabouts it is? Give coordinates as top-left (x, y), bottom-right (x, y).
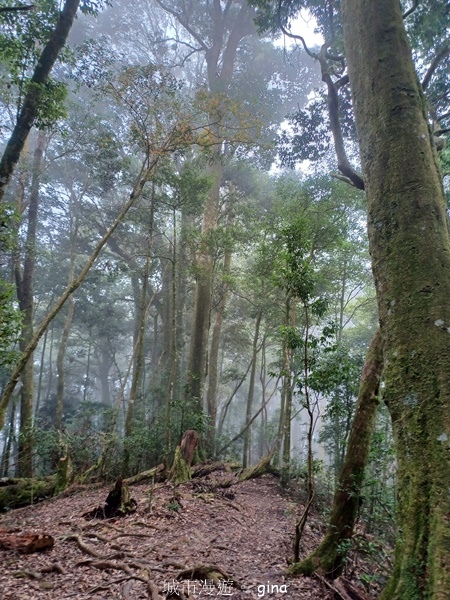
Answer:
top-left (403, 0), bottom-right (419, 19)
top-left (422, 41), bottom-right (450, 91)
top-left (437, 110), bottom-right (450, 122)
top-left (322, 67), bottom-right (365, 190)
top-left (0, 5), bottom-right (34, 13)
top-left (154, 0), bottom-right (208, 51)
top-left (335, 73), bottom-right (349, 90)
top-left (277, 0), bottom-right (317, 58)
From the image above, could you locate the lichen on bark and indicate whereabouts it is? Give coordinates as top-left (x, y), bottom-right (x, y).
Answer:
top-left (341, 0), bottom-right (450, 597)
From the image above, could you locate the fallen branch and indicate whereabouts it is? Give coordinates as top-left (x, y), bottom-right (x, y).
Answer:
top-left (238, 452), bottom-right (276, 482)
top-left (124, 463), bottom-right (165, 485)
top-left (0, 476), bottom-right (57, 511)
top-left (192, 461), bottom-right (240, 478)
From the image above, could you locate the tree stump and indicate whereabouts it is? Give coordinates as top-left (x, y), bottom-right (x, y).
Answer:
top-left (169, 429), bottom-right (200, 485)
top-left (83, 478), bottom-right (137, 519)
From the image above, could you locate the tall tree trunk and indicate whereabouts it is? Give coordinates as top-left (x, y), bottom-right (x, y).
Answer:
top-left (186, 157), bottom-right (223, 413)
top-left (55, 202), bottom-right (78, 432)
top-left (1, 395), bottom-right (16, 476)
top-left (206, 228), bottom-right (233, 457)
top-left (258, 336), bottom-right (268, 459)
top-left (98, 343), bottom-right (112, 407)
top-left (166, 206), bottom-right (179, 455)
top-left (342, 1), bottom-right (450, 597)
top-left (243, 310), bottom-right (262, 468)
top-left (16, 130), bottom-right (45, 477)
top-left (0, 0), bottom-right (80, 203)
top-left (181, 0), bottom-right (255, 421)
top-left (282, 294), bottom-right (296, 471)
top-left (123, 188), bottom-right (154, 474)
top-left (293, 329), bottom-right (383, 575)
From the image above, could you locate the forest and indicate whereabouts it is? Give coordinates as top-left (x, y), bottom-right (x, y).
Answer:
top-left (0, 1), bottom-right (449, 599)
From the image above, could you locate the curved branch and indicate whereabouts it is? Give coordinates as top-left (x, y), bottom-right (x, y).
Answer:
top-left (335, 73), bottom-right (349, 90)
top-left (154, 0), bottom-right (208, 51)
top-left (422, 41), bottom-right (450, 91)
top-left (403, 0), bottom-right (419, 19)
top-left (322, 69), bottom-right (365, 190)
top-left (277, 0), bottom-right (317, 59)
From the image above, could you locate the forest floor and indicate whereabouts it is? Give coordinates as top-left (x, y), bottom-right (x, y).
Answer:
top-left (0, 471), bottom-right (388, 599)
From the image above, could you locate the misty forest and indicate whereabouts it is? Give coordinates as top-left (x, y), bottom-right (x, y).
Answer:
top-left (0, 1), bottom-right (449, 599)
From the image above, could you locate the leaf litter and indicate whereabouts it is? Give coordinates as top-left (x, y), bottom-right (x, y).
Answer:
top-left (0, 473), bottom-right (384, 599)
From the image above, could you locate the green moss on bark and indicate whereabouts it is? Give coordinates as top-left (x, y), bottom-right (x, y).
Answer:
top-left (291, 331), bottom-right (383, 577)
top-left (341, 0), bottom-right (450, 597)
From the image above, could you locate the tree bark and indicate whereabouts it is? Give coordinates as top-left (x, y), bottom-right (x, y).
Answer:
top-left (292, 329), bottom-right (383, 576)
top-left (55, 199), bottom-right (78, 432)
top-left (342, 1), bottom-right (450, 597)
top-left (206, 228), bottom-right (233, 456)
top-left (16, 130), bottom-right (45, 477)
top-left (281, 295), bottom-right (296, 472)
top-left (123, 198), bottom-right (154, 474)
top-left (183, 1), bottom-right (255, 419)
top-left (243, 310), bottom-right (262, 467)
top-left (0, 0), bottom-right (80, 203)
top-left (186, 156), bottom-right (223, 413)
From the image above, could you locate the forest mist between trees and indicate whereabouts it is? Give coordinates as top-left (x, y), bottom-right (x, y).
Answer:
top-left (0, 1), bottom-right (449, 599)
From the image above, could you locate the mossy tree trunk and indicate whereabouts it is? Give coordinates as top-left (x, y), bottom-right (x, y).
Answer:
top-left (173, 0), bottom-right (255, 421)
top-left (206, 209), bottom-right (233, 457)
top-left (243, 310), bottom-right (262, 468)
top-left (281, 294), bottom-right (296, 475)
top-left (0, 0), bottom-right (81, 203)
top-left (292, 329), bottom-right (383, 576)
top-left (342, 1), bottom-right (450, 597)
top-left (169, 429), bottom-right (200, 485)
top-left (15, 131), bottom-right (45, 477)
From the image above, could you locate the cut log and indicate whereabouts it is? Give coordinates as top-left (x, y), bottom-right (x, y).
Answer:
top-left (0, 527), bottom-right (54, 553)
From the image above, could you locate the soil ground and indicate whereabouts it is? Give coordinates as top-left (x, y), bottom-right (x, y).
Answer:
top-left (0, 473), bottom-right (382, 599)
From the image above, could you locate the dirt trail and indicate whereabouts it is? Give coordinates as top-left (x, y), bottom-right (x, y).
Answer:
top-left (0, 475), bottom-right (334, 599)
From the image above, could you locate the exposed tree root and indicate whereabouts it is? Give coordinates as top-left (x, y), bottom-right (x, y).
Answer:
top-left (64, 533), bottom-right (103, 557)
top-left (176, 563), bottom-right (240, 587)
top-left (65, 532), bottom-right (165, 597)
top-left (314, 573), bottom-right (371, 600)
top-left (14, 562), bottom-right (66, 580)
